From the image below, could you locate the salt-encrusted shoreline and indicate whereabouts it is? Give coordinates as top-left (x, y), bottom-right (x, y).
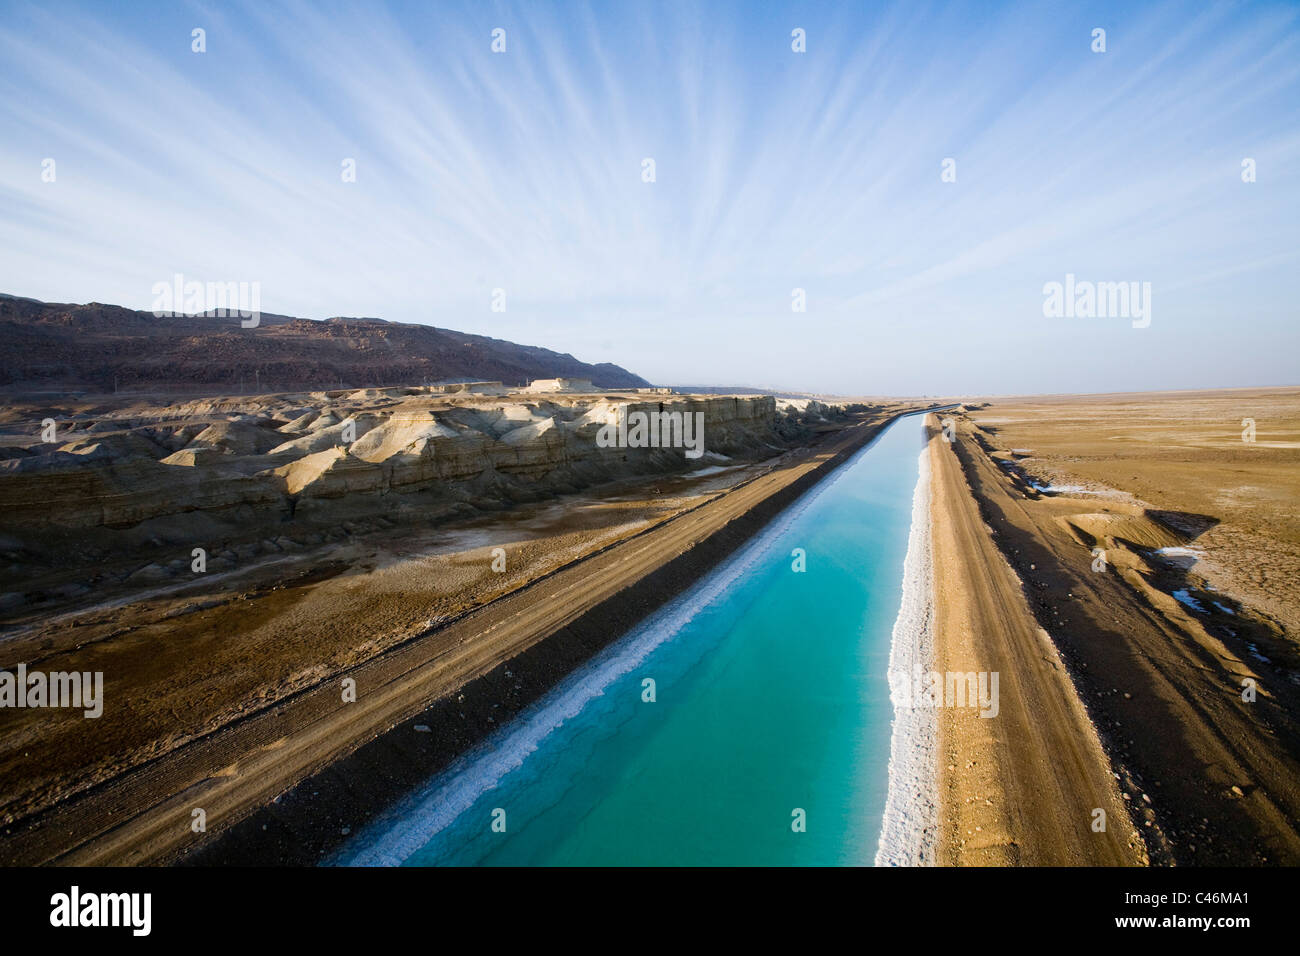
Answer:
top-left (874, 444), bottom-right (938, 866)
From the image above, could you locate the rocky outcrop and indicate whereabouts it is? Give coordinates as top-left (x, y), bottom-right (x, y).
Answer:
top-left (0, 391), bottom-right (855, 544)
top-left (0, 387), bottom-right (877, 622)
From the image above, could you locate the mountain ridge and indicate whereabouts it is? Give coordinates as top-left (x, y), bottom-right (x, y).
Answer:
top-left (0, 294), bottom-right (650, 393)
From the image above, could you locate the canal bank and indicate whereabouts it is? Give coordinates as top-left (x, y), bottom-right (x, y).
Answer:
top-left (337, 414), bottom-right (932, 866)
top-left (184, 408), bottom-right (936, 867)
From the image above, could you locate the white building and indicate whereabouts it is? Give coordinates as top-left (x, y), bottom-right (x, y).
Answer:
top-left (528, 377), bottom-right (594, 393)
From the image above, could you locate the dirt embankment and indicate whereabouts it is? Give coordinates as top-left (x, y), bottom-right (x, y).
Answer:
top-left (941, 392), bottom-right (1300, 865)
top-left (928, 416), bottom-right (1144, 865)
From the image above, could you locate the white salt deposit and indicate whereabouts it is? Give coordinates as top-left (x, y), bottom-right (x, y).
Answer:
top-left (874, 447), bottom-right (937, 866)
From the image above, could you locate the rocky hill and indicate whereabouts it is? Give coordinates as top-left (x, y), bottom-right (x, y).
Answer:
top-left (0, 294), bottom-right (650, 393)
top-left (0, 387), bottom-right (867, 620)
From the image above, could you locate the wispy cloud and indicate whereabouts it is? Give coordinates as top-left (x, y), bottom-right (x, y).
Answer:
top-left (1, 0), bottom-right (1296, 393)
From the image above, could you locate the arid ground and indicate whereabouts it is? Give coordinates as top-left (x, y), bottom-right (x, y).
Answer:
top-left (936, 388), bottom-right (1300, 865)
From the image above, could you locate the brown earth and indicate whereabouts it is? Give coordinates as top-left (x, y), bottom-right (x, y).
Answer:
top-left (939, 388), bottom-right (1300, 865)
top-left (0, 482), bottom-right (705, 824)
top-left (967, 387), bottom-right (1300, 637)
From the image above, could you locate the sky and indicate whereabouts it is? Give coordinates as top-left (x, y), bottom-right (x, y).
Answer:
top-left (1, 0), bottom-right (1297, 396)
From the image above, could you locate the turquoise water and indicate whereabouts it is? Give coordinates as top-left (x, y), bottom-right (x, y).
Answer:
top-left (342, 415), bottom-right (924, 867)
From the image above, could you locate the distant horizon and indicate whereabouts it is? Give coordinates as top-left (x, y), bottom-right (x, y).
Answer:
top-left (5, 287), bottom-right (1298, 400)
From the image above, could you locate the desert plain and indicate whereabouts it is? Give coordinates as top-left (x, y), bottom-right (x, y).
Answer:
top-left (934, 387), bottom-right (1300, 866)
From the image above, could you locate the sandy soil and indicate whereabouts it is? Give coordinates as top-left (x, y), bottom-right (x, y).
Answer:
top-left (941, 389), bottom-right (1300, 865)
top-left (968, 387), bottom-right (1300, 636)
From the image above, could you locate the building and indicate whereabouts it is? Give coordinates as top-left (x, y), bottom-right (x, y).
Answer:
top-left (528, 377), bottom-right (594, 393)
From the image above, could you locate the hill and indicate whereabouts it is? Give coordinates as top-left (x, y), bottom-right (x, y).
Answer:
top-left (0, 294), bottom-right (650, 394)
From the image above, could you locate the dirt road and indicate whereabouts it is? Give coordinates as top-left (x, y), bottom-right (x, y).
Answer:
top-left (929, 416), bottom-right (1144, 865)
top-left (941, 404), bottom-right (1300, 865)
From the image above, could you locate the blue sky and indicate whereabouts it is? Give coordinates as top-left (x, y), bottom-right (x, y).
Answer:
top-left (1, 0), bottom-right (1297, 395)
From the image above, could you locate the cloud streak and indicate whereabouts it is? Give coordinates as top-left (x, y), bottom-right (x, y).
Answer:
top-left (1, 0), bottom-right (1296, 394)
